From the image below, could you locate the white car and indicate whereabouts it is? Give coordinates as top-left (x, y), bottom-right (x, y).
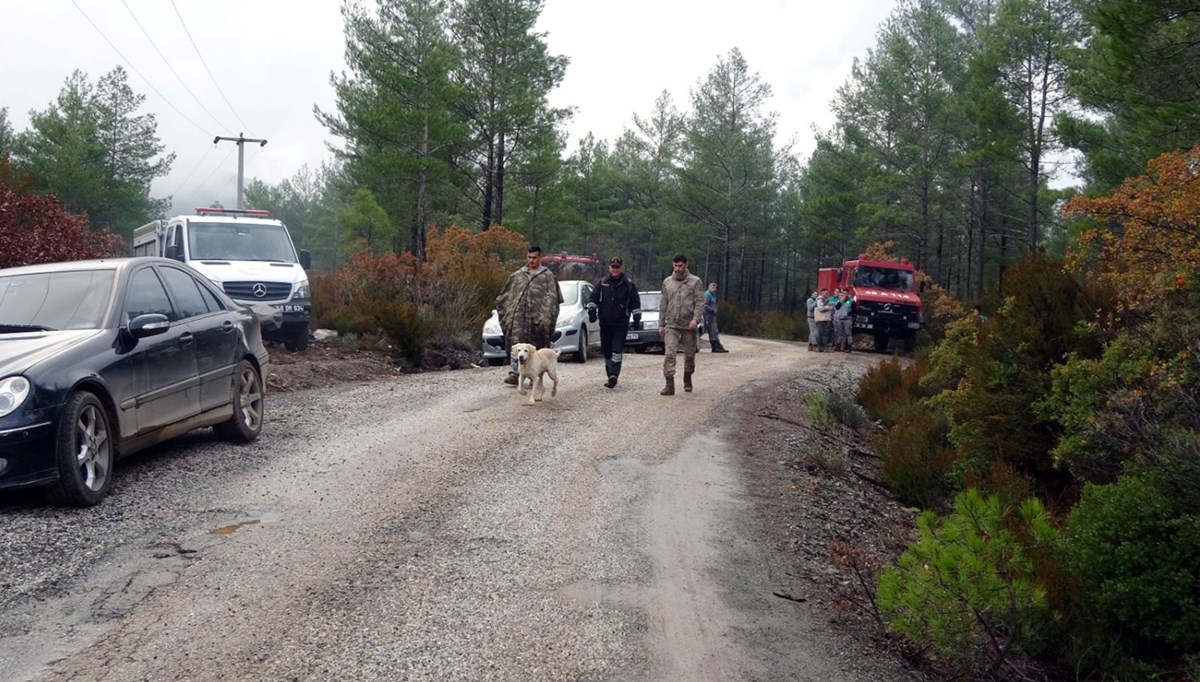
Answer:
top-left (481, 279), bottom-right (601, 365)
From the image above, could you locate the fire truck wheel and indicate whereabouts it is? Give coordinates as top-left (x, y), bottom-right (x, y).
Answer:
top-left (873, 334), bottom-right (890, 353)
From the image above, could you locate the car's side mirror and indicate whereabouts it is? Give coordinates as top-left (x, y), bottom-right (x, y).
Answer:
top-left (164, 244), bottom-right (181, 261)
top-left (126, 313), bottom-right (171, 339)
top-left (299, 249), bottom-right (312, 270)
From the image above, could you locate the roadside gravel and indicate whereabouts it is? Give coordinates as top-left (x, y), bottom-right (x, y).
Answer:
top-left (0, 337), bottom-right (922, 681)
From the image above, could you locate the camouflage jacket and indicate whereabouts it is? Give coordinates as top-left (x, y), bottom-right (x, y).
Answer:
top-left (496, 266), bottom-right (562, 348)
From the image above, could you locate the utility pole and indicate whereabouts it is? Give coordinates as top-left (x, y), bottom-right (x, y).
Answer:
top-left (213, 133), bottom-right (267, 209)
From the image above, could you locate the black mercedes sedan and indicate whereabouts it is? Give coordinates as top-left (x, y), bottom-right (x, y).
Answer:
top-left (0, 257), bottom-right (269, 506)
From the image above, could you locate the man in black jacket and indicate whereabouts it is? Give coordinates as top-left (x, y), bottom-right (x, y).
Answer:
top-left (587, 257), bottom-right (642, 388)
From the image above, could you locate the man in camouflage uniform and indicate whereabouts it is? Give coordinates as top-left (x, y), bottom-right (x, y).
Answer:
top-left (657, 252), bottom-right (706, 395)
top-left (496, 244), bottom-right (563, 385)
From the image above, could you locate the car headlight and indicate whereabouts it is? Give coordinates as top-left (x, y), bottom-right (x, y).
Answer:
top-left (293, 279), bottom-right (310, 300)
top-left (482, 315), bottom-right (502, 335)
top-left (643, 320), bottom-right (658, 330)
top-left (557, 312), bottom-right (575, 327)
top-left (0, 376), bottom-right (31, 418)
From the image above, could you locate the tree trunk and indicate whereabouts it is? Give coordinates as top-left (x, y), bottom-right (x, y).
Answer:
top-left (414, 117), bottom-right (429, 262)
top-left (495, 131), bottom-right (506, 228)
top-left (481, 139), bottom-right (495, 230)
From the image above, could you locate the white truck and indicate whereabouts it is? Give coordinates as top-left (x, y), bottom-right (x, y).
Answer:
top-left (133, 207), bottom-right (313, 351)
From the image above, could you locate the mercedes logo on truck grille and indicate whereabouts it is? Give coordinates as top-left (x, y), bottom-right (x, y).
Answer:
top-left (252, 283), bottom-right (268, 298)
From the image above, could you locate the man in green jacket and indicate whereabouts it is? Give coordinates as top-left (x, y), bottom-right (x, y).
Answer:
top-left (495, 244), bottom-right (562, 385)
top-left (657, 252), bottom-right (706, 395)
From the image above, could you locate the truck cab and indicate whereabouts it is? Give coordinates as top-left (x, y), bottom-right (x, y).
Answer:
top-left (818, 255), bottom-right (922, 353)
top-left (133, 208), bottom-right (313, 351)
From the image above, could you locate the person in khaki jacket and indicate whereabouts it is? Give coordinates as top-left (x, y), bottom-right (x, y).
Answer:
top-left (495, 244), bottom-right (562, 385)
top-left (657, 252), bottom-right (706, 395)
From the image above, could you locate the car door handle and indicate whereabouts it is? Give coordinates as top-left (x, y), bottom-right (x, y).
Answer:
top-left (179, 332), bottom-right (195, 346)
top-left (221, 320), bottom-right (235, 333)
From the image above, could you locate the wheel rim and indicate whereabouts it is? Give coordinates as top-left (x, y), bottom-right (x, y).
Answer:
top-left (237, 367), bottom-right (263, 430)
top-left (75, 403), bottom-right (110, 492)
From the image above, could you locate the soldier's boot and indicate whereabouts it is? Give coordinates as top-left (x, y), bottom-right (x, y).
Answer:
top-left (683, 373), bottom-right (693, 393)
top-left (660, 377), bottom-right (675, 396)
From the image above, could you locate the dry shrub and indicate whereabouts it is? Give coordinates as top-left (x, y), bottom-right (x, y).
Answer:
top-left (963, 458), bottom-right (1035, 513)
top-left (877, 405), bottom-right (956, 510)
top-left (857, 355), bottom-right (929, 427)
top-left (311, 224), bottom-right (529, 359)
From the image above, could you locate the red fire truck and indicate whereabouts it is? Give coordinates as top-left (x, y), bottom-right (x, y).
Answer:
top-left (817, 254), bottom-right (922, 353)
top-left (540, 253), bottom-right (601, 281)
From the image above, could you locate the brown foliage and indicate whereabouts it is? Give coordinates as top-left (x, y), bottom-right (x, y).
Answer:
top-left (311, 224), bottom-right (531, 359)
top-left (0, 157), bottom-right (126, 268)
top-left (857, 355), bottom-right (929, 427)
top-left (1063, 145), bottom-right (1200, 309)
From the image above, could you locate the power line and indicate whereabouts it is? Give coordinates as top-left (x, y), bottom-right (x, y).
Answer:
top-left (169, 141), bottom-right (217, 199)
top-left (120, 0), bottom-right (232, 132)
top-left (195, 146), bottom-right (238, 200)
top-left (70, 0), bottom-right (210, 136)
top-left (169, 0), bottom-right (255, 135)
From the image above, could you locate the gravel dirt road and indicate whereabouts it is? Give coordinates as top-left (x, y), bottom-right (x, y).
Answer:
top-left (0, 336), bottom-right (920, 681)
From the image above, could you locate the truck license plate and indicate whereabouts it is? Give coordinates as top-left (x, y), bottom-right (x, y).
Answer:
top-left (272, 304), bottom-right (306, 313)
top-left (626, 332), bottom-right (638, 340)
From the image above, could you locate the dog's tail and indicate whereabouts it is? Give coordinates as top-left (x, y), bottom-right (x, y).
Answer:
top-left (552, 348), bottom-right (562, 356)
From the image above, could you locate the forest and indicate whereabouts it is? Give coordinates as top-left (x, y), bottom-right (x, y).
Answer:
top-left (1, 0), bottom-right (1198, 677)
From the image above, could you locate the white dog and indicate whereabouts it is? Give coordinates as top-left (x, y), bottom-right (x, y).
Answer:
top-left (511, 342), bottom-right (560, 405)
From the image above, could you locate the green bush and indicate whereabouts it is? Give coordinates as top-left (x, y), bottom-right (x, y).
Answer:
top-left (716, 301), bottom-right (756, 336)
top-left (374, 301), bottom-right (433, 367)
top-left (759, 309), bottom-right (805, 341)
top-left (805, 393), bottom-right (832, 427)
top-left (826, 390), bottom-right (868, 430)
top-left (876, 403), bottom-right (956, 510)
top-left (1064, 472), bottom-right (1200, 671)
top-left (1039, 272), bottom-right (1200, 488)
top-left (713, 302), bottom-right (804, 341)
top-left (878, 489), bottom-right (1057, 677)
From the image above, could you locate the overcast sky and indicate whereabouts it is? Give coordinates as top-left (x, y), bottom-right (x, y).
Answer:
top-left (1, 0), bottom-right (899, 217)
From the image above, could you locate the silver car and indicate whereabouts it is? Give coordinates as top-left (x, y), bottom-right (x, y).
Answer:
top-left (481, 280), bottom-right (601, 365)
top-left (624, 290), bottom-right (703, 353)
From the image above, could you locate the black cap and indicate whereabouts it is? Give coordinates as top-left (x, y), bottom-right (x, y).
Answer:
top-left (609, 256), bottom-right (623, 266)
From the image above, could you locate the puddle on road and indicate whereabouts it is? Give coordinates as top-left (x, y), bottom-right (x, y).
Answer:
top-left (208, 519), bottom-right (261, 535)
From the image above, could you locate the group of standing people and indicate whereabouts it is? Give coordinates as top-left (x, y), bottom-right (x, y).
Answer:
top-left (494, 245), bottom-right (726, 397)
top-left (806, 288), bottom-right (855, 352)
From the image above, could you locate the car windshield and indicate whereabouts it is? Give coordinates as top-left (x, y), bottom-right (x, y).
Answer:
top-left (558, 280), bottom-right (581, 306)
top-left (640, 292), bottom-right (662, 311)
top-left (0, 270), bottom-right (115, 330)
top-left (855, 266), bottom-right (914, 291)
top-left (188, 221), bottom-right (298, 262)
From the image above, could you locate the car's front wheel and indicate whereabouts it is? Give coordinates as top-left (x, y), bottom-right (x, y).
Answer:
top-left (573, 328), bottom-right (588, 363)
top-left (215, 360), bottom-right (264, 443)
top-left (46, 391), bottom-right (113, 507)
